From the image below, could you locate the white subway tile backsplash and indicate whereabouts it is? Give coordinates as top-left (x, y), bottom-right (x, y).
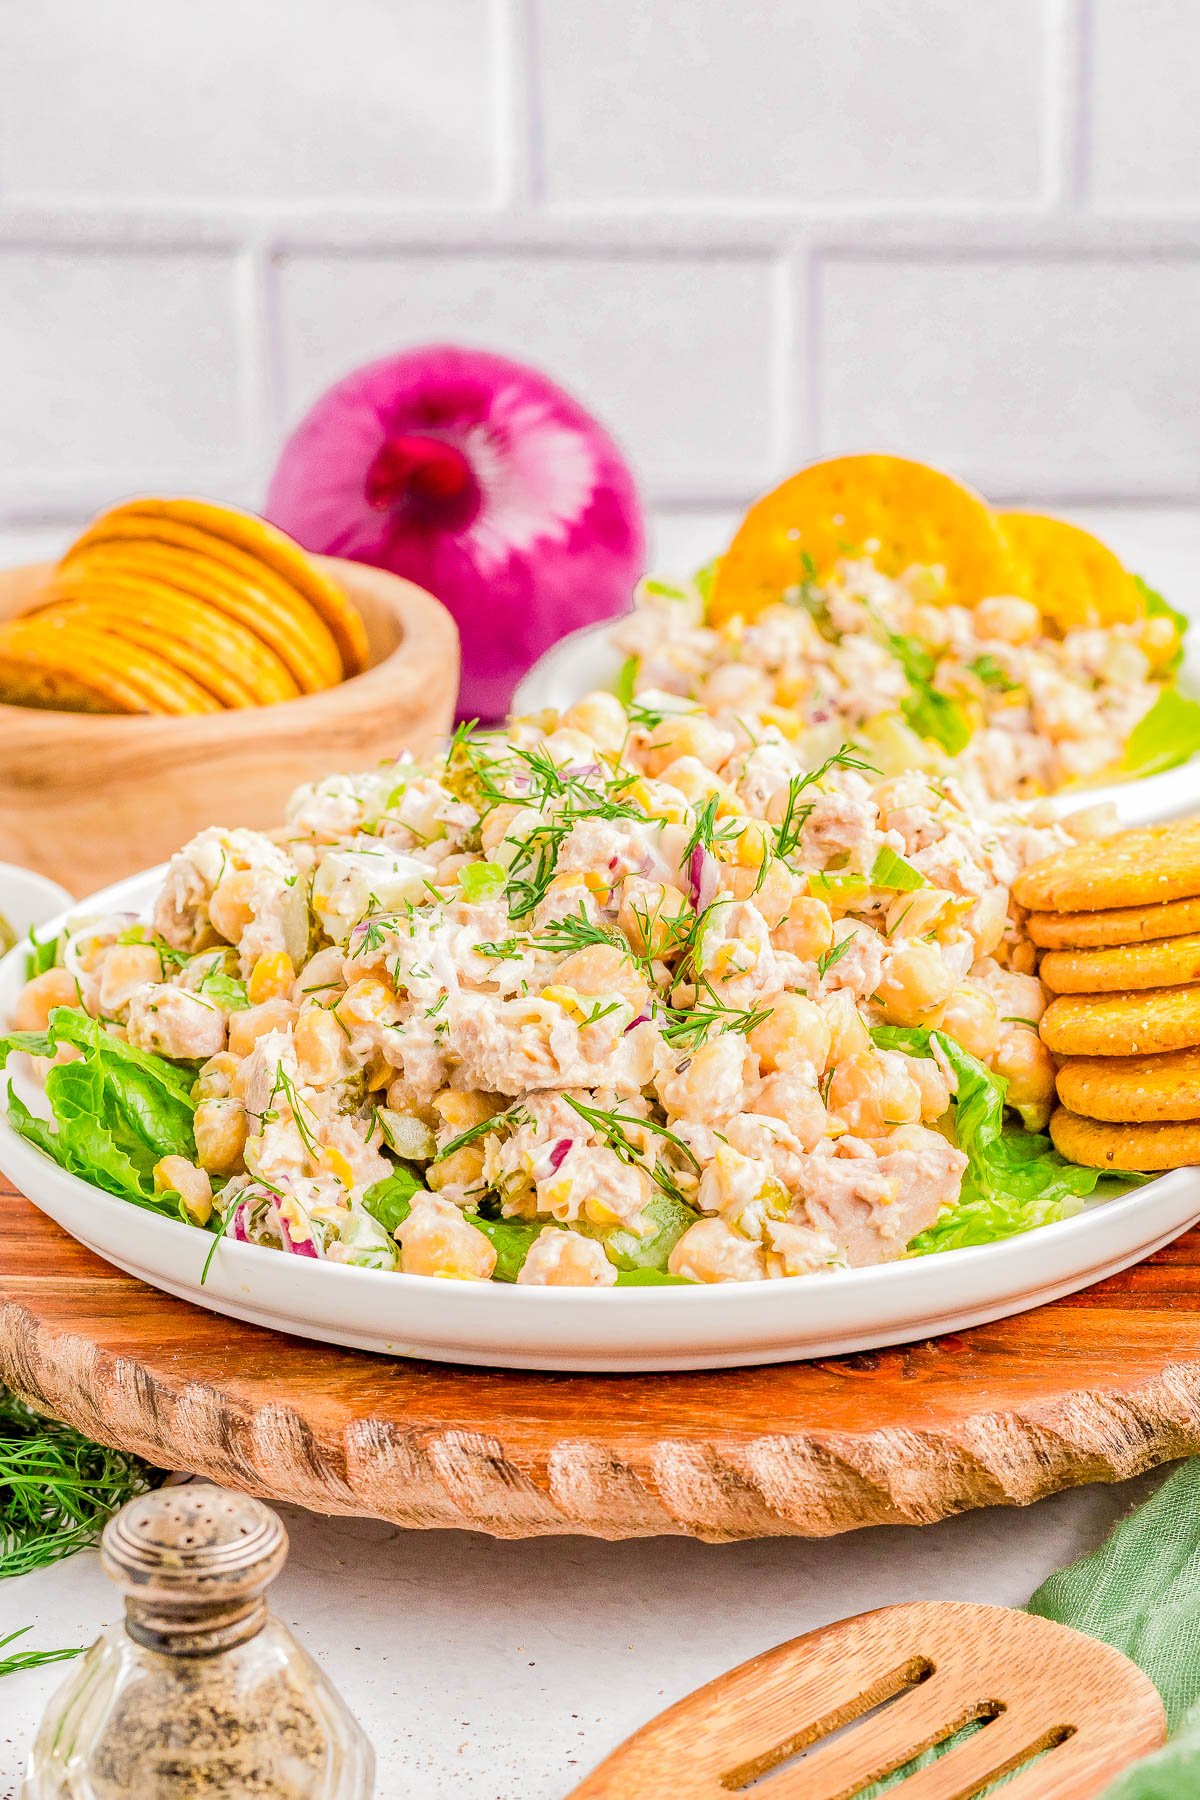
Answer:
top-left (535, 0), bottom-right (1045, 207)
top-left (0, 248), bottom-right (241, 485)
top-left (0, 0), bottom-right (497, 207)
top-left (817, 253), bottom-right (1200, 497)
top-left (274, 250), bottom-right (781, 496)
top-left (0, 2), bottom-right (1198, 519)
top-left (1089, 0), bottom-right (1200, 207)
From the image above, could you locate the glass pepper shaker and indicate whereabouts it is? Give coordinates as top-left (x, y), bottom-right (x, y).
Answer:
top-left (24, 1484), bottom-right (374, 1800)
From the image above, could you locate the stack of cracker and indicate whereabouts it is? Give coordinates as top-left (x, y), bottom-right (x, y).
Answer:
top-left (1014, 820), bottom-right (1200, 1171)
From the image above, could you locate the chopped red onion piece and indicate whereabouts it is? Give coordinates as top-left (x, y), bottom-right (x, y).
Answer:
top-left (548, 1138), bottom-right (572, 1171)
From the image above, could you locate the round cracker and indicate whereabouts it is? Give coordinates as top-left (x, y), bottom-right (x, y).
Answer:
top-left (708, 455), bottom-right (1021, 625)
top-left (1040, 985), bottom-right (1200, 1057)
top-left (1013, 821), bottom-right (1200, 914)
top-left (1056, 1047), bottom-right (1200, 1123)
top-left (1041, 932), bottom-right (1200, 994)
top-left (0, 616), bottom-right (219, 715)
top-left (83, 498), bottom-right (366, 676)
top-left (43, 572), bottom-right (301, 705)
top-left (39, 596), bottom-right (260, 709)
top-left (1027, 896), bottom-right (1200, 949)
top-left (0, 626), bottom-right (150, 712)
top-left (1049, 1106), bottom-right (1200, 1171)
top-left (998, 512), bottom-right (1140, 633)
top-left (63, 539), bottom-right (335, 693)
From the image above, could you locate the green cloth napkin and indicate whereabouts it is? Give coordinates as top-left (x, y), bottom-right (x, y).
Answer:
top-left (1030, 1458), bottom-right (1200, 1797)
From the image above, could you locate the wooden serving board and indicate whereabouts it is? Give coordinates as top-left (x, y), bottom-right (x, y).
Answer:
top-left (3, 1178), bottom-right (1200, 1541)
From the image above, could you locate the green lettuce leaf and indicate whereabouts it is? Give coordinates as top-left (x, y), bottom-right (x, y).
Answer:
top-left (361, 1165), bottom-right (423, 1235)
top-left (614, 1268), bottom-right (696, 1286)
top-left (1119, 685), bottom-right (1200, 780)
top-left (462, 1210), bottom-right (547, 1282)
top-left (887, 631), bottom-right (973, 755)
top-left (195, 970), bottom-right (249, 1011)
top-left (0, 1008), bottom-right (195, 1199)
top-left (870, 1025), bottom-right (1127, 1253)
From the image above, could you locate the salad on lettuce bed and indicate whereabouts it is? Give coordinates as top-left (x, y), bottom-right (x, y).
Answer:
top-left (0, 684), bottom-right (1140, 1290)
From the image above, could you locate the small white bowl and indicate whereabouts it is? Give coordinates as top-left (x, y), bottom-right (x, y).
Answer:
top-left (0, 861), bottom-right (73, 942)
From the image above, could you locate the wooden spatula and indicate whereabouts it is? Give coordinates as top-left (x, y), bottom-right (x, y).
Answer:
top-left (568, 1601), bottom-right (1165, 1800)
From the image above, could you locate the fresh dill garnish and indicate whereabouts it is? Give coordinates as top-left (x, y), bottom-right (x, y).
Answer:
top-left (817, 935), bottom-right (856, 978)
top-left (269, 1063), bottom-right (320, 1156)
top-left (0, 1625), bottom-right (86, 1680)
top-left (533, 907), bottom-right (621, 957)
top-left (660, 980), bottom-right (772, 1051)
top-left (773, 745), bottom-right (878, 859)
top-left (0, 1388), bottom-right (153, 1581)
top-left (563, 1096), bottom-right (700, 1208)
top-left (437, 1104), bottom-right (528, 1162)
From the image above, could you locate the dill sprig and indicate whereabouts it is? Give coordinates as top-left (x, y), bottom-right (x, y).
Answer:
top-left (0, 1625), bottom-right (86, 1679)
top-left (773, 744), bottom-right (877, 858)
top-left (563, 1095), bottom-right (700, 1205)
top-left (0, 1387), bottom-right (153, 1582)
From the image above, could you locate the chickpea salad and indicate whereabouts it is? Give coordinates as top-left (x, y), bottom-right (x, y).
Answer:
top-left (0, 692), bottom-right (1132, 1290)
top-left (613, 559), bottom-right (1195, 805)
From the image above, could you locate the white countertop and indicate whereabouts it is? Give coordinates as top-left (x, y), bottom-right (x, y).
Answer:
top-left (0, 1471), bottom-right (1168, 1798)
top-left (2, 505), bottom-right (1198, 1796)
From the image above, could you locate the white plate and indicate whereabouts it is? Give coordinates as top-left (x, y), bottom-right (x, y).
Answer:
top-left (0, 861), bottom-right (73, 941)
top-left (512, 622), bottom-right (1200, 826)
top-left (2, 870), bottom-right (1200, 1371)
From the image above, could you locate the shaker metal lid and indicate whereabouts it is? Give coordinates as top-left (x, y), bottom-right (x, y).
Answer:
top-left (101, 1484), bottom-right (288, 1601)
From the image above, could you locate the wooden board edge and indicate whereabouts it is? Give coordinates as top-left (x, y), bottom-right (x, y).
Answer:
top-left (4, 1295), bottom-right (1200, 1540)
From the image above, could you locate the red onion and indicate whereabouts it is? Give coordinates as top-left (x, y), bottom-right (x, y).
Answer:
top-left (548, 1139), bottom-right (572, 1171)
top-left (265, 344), bottom-right (645, 722)
top-left (687, 843), bottom-right (720, 913)
top-left (276, 1211), bottom-right (319, 1258)
top-left (230, 1203), bottom-right (252, 1244)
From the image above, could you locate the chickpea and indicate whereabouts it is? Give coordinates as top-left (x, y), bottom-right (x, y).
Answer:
top-left (385, 1073), bottom-right (439, 1126)
top-left (517, 1228), bottom-right (618, 1287)
top-left (702, 663), bottom-right (771, 714)
top-left (989, 969), bottom-right (1046, 1025)
top-left (11, 967), bottom-right (80, 1032)
top-left (668, 1218), bottom-right (766, 1284)
top-left (994, 1025), bottom-right (1057, 1131)
top-left (294, 1005), bottom-right (352, 1086)
top-left (424, 1142), bottom-right (487, 1194)
top-left (657, 755), bottom-right (735, 809)
top-left (196, 1050), bottom-right (240, 1100)
top-left (827, 1051), bottom-right (921, 1139)
top-left (152, 1155), bottom-right (213, 1226)
top-left (560, 690), bottom-right (629, 754)
top-left (432, 1088), bottom-right (499, 1133)
top-left (755, 1072), bottom-right (828, 1150)
top-left (555, 943), bottom-right (649, 1011)
top-left (618, 877), bottom-right (692, 959)
top-left (974, 595), bottom-right (1041, 645)
top-left (293, 945), bottom-right (344, 1002)
top-left (939, 986), bottom-right (1001, 1062)
top-left (208, 868), bottom-right (257, 944)
top-left (749, 994), bottom-right (831, 1076)
top-left (724, 860), bottom-right (797, 928)
top-left (641, 713), bottom-right (728, 778)
top-left (1139, 614), bottom-right (1180, 669)
top-left (227, 995), bottom-right (298, 1058)
top-left (967, 886), bottom-right (1009, 959)
top-left (193, 1098), bottom-right (248, 1177)
top-left (876, 941), bottom-right (956, 1027)
top-left (819, 989), bottom-right (870, 1066)
top-left (480, 803), bottom-right (523, 855)
top-left (773, 895), bottom-right (834, 962)
top-left (334, 976), bottom-right (399, 1030)
top-left (657, 1035), bottom-right (747, 1121)
top-left (396, 1195), bottom-right (496, 1281)
top-left (901, 1053), bottom-right (953, 1122)
top-left (97, 943), bottom-right (161, 1014)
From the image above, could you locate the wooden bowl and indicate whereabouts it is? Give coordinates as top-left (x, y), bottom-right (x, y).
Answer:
top-left (0, 556), bottom-right (460, 895)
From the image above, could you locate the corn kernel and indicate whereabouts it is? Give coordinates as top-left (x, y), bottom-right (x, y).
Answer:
top-left (433, 1089), bottom-right (496, 1132)
top-left (322, 1145), bottom-right (355, 1187)
top-left (735, 821), bottom-right (771, 868)
top-left (247, 950), bottom-right (296, 1005)
top-left (584, 1196), bottom-right (621, 1226)
top-left (539, 984), bottom-right (587, 1022)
